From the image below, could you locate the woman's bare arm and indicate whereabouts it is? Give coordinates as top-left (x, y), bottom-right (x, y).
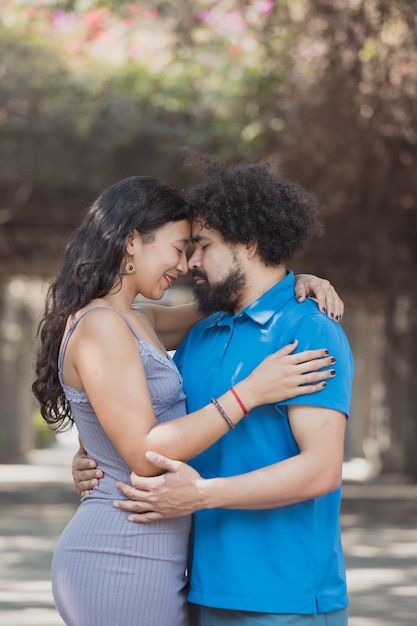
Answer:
top-left (134, 302), bottom-right (204, 351)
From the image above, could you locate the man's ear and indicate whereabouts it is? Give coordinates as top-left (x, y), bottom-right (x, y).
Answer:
top-left (246, 240), bottom-right (258, 259)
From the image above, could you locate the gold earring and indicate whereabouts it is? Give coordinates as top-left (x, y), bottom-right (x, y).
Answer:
top-left (125, 257), bottom-right (135, 274)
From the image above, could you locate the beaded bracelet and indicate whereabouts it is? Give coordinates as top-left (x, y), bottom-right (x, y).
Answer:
top-left (211, 398), bottom-right (236, 430)
top-left (230, 387), bottom-right (249, 416)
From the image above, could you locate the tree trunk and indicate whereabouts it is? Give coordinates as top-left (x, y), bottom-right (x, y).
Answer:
top-left (0, 277), bottom-right (35, 463)
top-left (381, 295), bottom-right (417, 481)
top-left (342, 306), bottom-right (385, 467)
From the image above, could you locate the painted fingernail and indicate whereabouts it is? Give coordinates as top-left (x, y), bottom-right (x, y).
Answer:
top-left (330, 312), bottom-right (334, 318)
top-left (330, 357), bottom-right (336, 363)
top-left (322, 382), bottom-right (327, 388)
top-left (322, 307), bottom-right (327, 313)
top-left (330, 370), bottom-right (336, 376)
top-left (324, 349), bottom-right (329, 355)
top-left (335, 315), bottom-right (339, 321)
top-left (291, 339), bottom-right (297, 344)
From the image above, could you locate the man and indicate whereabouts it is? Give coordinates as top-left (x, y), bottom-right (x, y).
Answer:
top-left (74, 162), bottom-right (353, 626)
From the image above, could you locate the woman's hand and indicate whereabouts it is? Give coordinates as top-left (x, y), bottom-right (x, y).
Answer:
top-left (294, 274), bottom-right (344, 321)
top-left (236, 340), bottom-right (336, 409)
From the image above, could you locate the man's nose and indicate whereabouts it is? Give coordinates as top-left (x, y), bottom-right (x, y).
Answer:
top-left (188, 250), bottom-right (200, 269)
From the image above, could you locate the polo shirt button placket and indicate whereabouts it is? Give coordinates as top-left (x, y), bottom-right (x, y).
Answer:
top-left (213, 324), bottom-right (234, 368)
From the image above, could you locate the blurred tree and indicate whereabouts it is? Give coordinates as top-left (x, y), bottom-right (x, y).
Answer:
top-left (265, 0), bottom-right (417, 477)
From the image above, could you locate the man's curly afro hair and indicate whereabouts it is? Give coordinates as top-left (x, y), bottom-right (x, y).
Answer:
top-left (185, 160), bottom-right (323, 267)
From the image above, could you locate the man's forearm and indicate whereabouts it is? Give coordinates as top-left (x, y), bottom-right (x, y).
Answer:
top-left (195, 454), bottom-right (342, 511)
top-left (114, 456), bottom-right (339, 523)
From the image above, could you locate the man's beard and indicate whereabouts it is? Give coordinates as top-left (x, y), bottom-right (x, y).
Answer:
top-left (192, 267), bottom-right (246, 314)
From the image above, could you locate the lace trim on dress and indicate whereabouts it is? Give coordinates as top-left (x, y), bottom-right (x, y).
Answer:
top-left (139, 341), bottom-right (183, 382)
top-left (61, 384), bottom-right (89, 404)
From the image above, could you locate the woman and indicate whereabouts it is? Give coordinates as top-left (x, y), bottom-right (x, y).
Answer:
top-left (33, 176), bottom-right (341, 626)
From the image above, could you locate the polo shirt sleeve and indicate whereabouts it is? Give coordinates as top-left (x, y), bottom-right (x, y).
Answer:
top-left (276, 314), bottom-right (354, 417)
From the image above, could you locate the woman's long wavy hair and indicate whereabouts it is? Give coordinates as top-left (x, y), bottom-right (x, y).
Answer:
top-left (32, 176), bottom-right (187, 431)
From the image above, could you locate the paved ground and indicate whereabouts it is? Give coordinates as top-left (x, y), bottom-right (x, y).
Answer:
top-left (1, 435), bottom-right (416, 626)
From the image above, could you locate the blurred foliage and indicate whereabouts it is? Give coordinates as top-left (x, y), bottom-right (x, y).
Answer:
top-left (0, 0), bottom-right (302, 154)
top-left (1, 0), bottom-right (415, 292)
top-left (33, 408), bottom-right (56, 448)
top-left (1, 0), bottom-right (415, 158)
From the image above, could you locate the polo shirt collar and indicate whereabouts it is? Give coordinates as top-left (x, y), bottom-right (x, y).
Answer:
top-left (206, 270), bottom-right (295, 328)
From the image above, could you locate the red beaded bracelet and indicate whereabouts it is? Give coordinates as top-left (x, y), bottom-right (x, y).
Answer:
top-left (230, 387), bottom-right (249, 417)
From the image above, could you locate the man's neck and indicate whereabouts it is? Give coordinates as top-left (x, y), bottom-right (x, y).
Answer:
top-left (233, 264), bottom-right (287, 313)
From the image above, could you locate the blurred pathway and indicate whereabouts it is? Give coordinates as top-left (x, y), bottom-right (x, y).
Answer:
top-left (0, 435), bottom-right (416, 626)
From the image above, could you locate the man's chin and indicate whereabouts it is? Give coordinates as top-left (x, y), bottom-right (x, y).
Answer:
top-left (193, 268), bottom-right (245, 314)
top-left (193, 289), bottom-right (217, 315)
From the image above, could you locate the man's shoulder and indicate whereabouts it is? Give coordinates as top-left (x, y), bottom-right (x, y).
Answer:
top-left (281, 299), bottom-right (351, 355)
top-left (285, 297), bottom-right (343, 327)
top-left (277, 297), bottom-right (342, 332)
top-left (299, 301), bottom-right (349, 333)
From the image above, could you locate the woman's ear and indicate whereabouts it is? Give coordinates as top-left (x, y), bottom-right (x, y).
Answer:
top-left (126, 230), bottom-right (139, 255)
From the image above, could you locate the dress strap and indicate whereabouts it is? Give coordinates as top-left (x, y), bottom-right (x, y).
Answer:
top-left (58, 306), bottom-right (142, 385)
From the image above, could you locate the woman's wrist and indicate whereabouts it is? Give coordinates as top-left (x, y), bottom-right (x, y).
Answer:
top-left (232, 381), bottom-right (256, 413)
top-left (230, 386), bottom-right (249, 416)
top-left (211, 385), bottom-right (250, 432)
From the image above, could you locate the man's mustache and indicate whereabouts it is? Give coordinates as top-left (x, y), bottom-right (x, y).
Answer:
top-left (191, 269), bottom-right (208, 281)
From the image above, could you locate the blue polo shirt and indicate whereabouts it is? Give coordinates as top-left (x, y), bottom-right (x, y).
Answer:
top-left (174, 271), bottom-right (354, 614)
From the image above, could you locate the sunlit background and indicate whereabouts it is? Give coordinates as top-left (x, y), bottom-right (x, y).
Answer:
top-left (0, 1), bottom-right (416, 624)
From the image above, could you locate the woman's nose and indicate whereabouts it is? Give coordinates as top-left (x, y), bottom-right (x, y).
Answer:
top-left (177, 251), bottom-right (189, 275)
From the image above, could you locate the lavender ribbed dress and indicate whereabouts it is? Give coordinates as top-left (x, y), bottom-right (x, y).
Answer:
top-left (52, 307), bottom-right (192, 626)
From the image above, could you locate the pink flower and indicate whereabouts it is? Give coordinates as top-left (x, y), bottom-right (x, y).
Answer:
top-left (255, 0), bottom-right (275, 15)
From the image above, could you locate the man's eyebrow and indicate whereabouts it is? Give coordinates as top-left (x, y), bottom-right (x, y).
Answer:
top-left (191, 234), bottom-right (209, 243)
